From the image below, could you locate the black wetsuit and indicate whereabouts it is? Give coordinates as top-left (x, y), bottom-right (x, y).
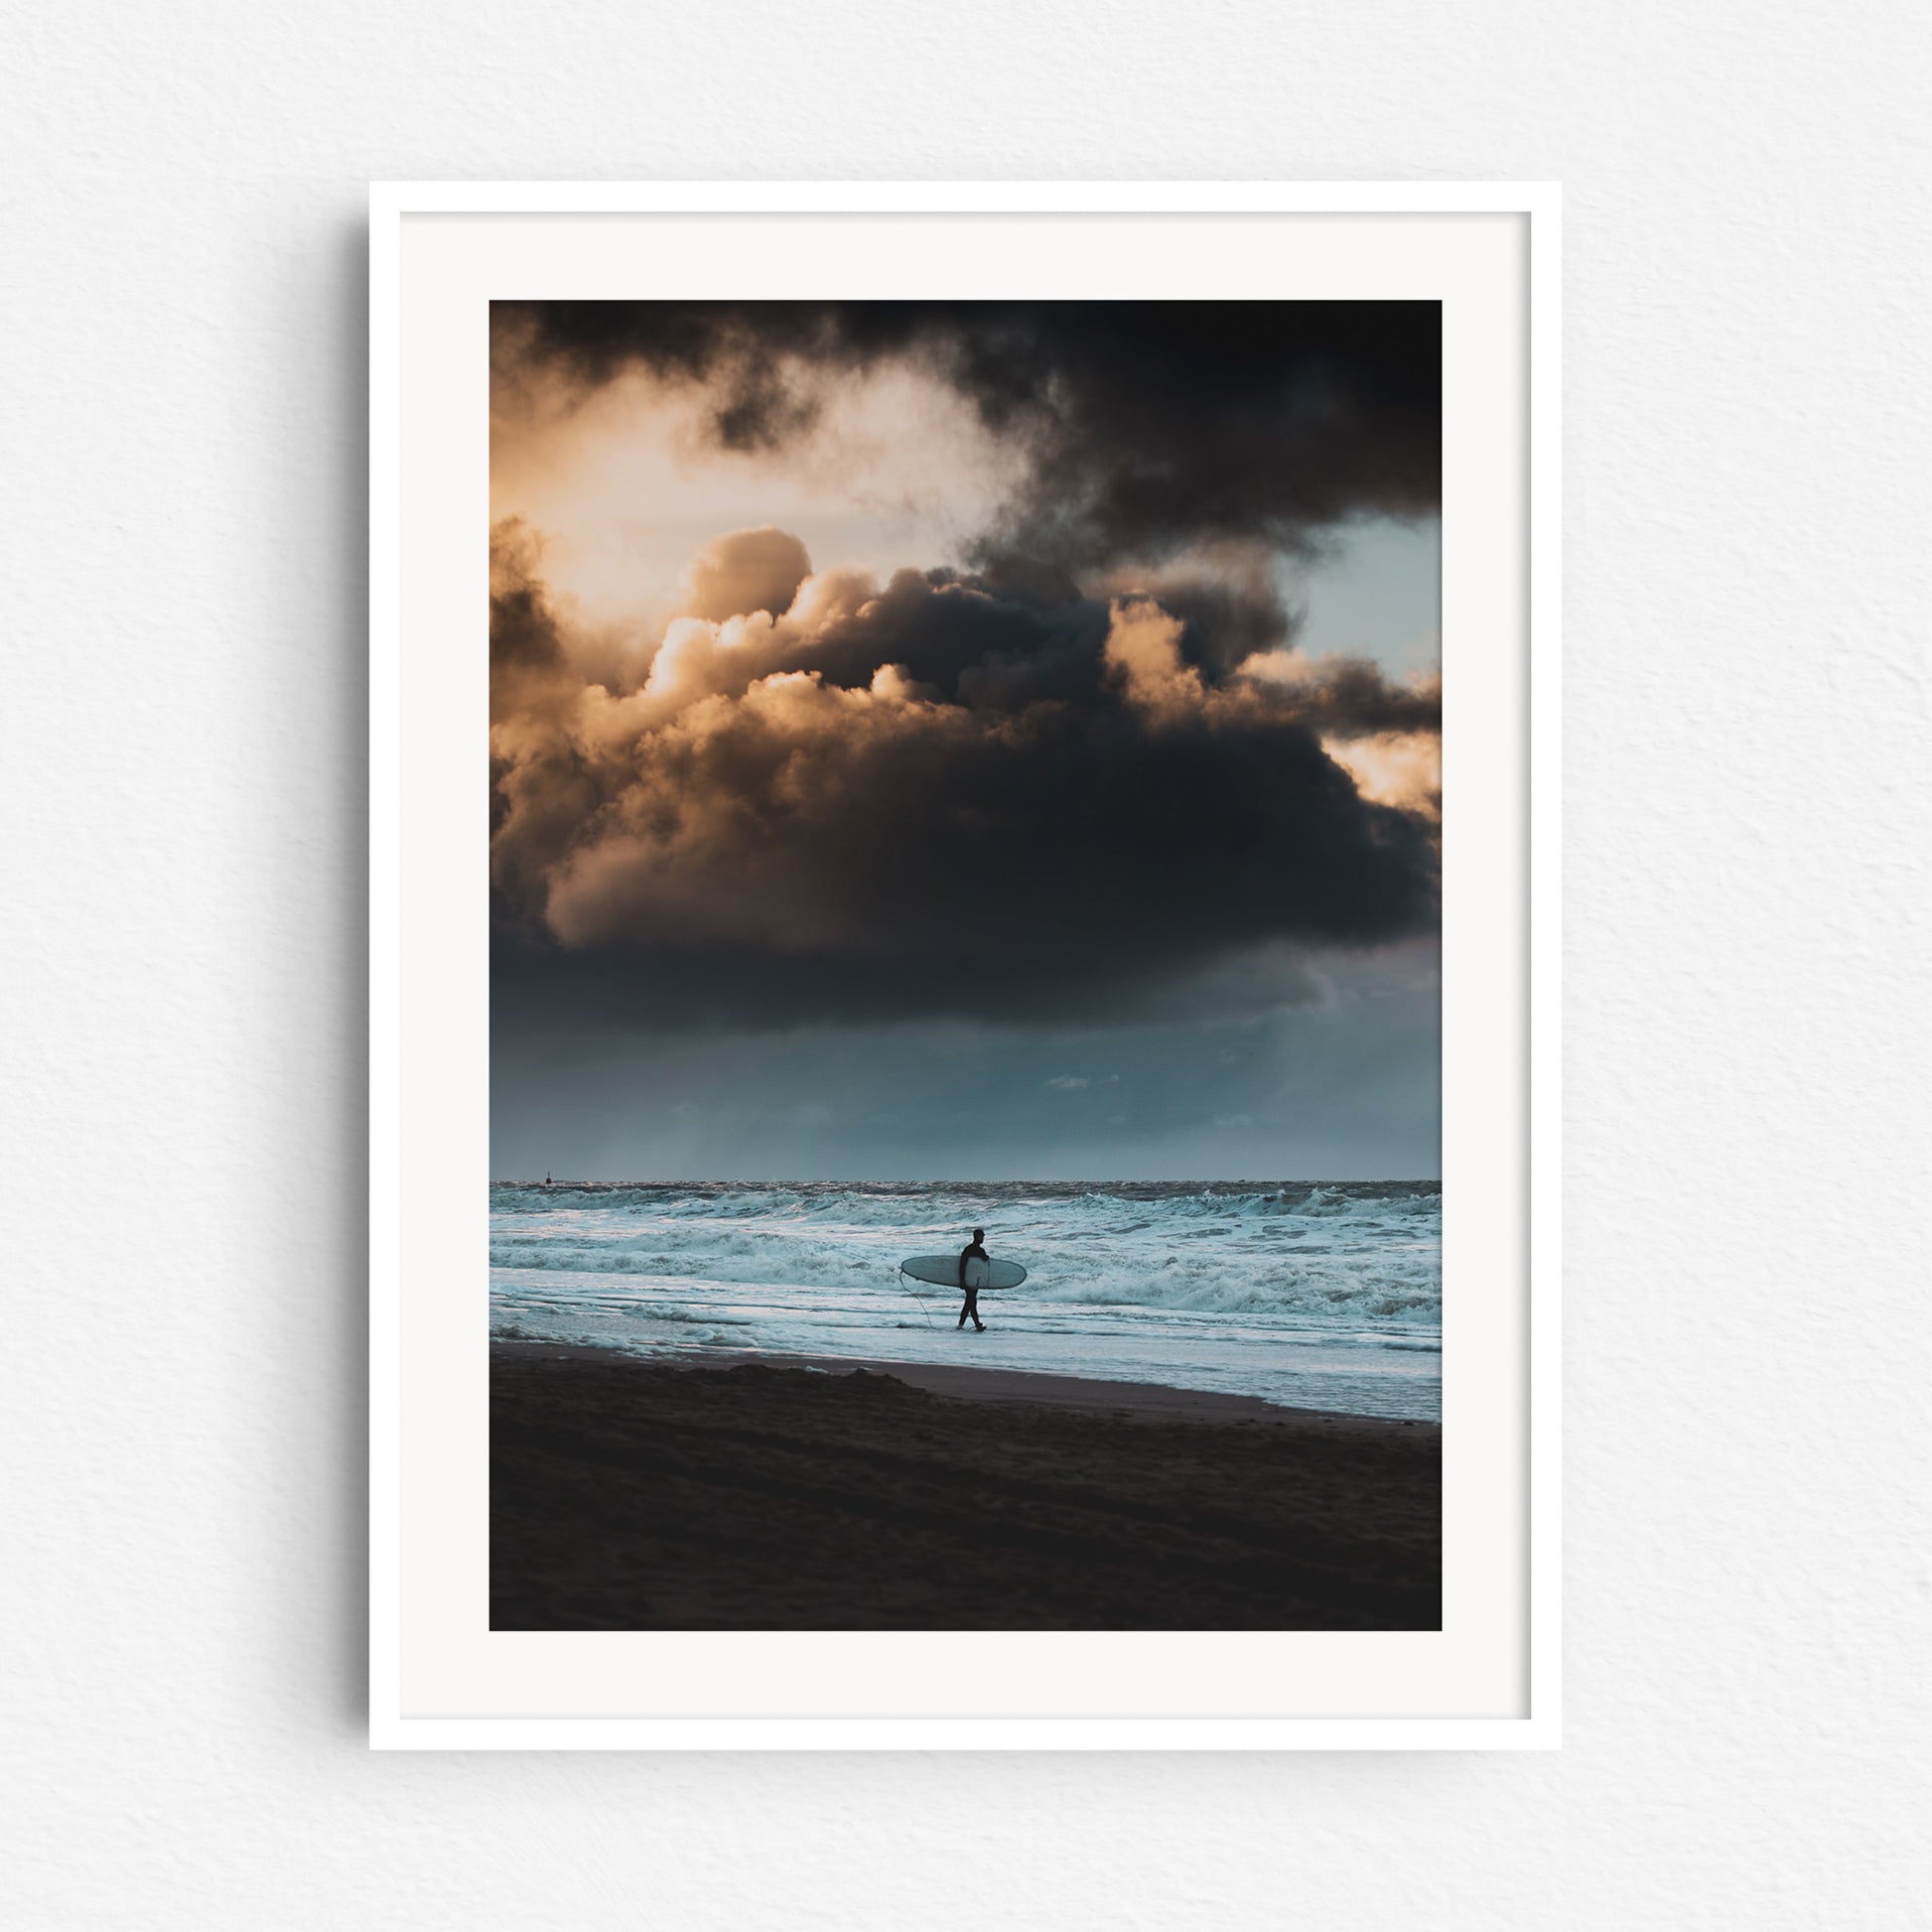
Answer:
top-left (957, 1240), bottom-right (989, 1330)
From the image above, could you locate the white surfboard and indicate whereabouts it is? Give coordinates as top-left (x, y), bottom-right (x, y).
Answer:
top-left (899, 1253), bottom-right (1029, 1290)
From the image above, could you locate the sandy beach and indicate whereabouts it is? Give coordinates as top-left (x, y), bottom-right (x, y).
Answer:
top-left (491, 1339), bottom-right (1441, 1630)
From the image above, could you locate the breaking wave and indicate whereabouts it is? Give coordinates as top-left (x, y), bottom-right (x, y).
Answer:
top-left (487, 1178), bottom-right (1441, 1419)
top-left (490, 1174), bottom-right (1445, 1422)
top-left (491, 1179), bottom-right (1438, 1318)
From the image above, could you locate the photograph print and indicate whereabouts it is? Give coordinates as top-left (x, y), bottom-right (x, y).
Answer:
top-left (486, 299), bottom-right (1444, 1632)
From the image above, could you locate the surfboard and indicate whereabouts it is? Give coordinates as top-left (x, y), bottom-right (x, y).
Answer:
top-left (899, 1254), bottom-right (1029, 1291)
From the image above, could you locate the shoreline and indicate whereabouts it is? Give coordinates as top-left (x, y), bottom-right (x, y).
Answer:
top-left (489, 1336), bottom-right (1436, 1435)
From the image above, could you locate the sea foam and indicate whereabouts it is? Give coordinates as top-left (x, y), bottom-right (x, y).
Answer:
top-left (487, 1178), bottom-right (1441, 1420)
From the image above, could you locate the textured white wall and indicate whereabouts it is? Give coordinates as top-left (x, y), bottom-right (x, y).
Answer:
top-left (3, 2), bottom-right (1927, 1924)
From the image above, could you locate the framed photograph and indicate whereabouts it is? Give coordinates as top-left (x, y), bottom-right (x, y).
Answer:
top-left (370, 182), bottom-right (1560, 1747)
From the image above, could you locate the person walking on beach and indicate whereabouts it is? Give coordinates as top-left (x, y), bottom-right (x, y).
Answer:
top-left (957, 1228), bottom-right (990, 1332)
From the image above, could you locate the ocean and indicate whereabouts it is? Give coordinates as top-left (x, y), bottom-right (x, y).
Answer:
top-left (488, 1178), bottom-right (1441, 1421)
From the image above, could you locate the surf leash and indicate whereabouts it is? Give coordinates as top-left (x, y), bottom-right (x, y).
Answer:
top-left (898, 1265), bottom-right (937, 1330)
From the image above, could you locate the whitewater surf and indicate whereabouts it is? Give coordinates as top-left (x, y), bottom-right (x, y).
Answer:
top-left (487, 1178), bottom-right (1441, 1421)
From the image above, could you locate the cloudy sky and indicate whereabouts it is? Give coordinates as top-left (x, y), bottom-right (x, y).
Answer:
top-left (489, 302), bottom-right (1441, 1180)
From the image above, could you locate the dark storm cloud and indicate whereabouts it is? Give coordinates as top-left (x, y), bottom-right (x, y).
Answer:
top-left (488, 520), bottom-right (566, 678)
top-left (488, 529), bottom-right (1439, 1027)
top-left (492, 300), bottom-right (1440, 572)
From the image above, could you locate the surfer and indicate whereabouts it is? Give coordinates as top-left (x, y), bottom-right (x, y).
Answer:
top-left (957, 1228), bottom-right (990, 1332)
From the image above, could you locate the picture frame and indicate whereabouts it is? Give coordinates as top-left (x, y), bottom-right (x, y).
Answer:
top-left (370, 181), bottom-right (1561, 1748)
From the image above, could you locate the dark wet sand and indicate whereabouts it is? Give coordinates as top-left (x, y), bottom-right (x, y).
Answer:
top-left (490, 1341), bottom-right (1441, 1631)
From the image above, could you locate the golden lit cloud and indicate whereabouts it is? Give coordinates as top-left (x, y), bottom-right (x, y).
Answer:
top-left (487, 526), bottom-right (1442, 1020)
top-left (487, 302), bottom-right (1444, 1026)
top-left (1321, 731), bottom-right (1443, 819)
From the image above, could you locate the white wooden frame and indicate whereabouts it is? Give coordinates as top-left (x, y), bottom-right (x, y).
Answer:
top-left (370, 182), bottom-right (1561, 1749)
